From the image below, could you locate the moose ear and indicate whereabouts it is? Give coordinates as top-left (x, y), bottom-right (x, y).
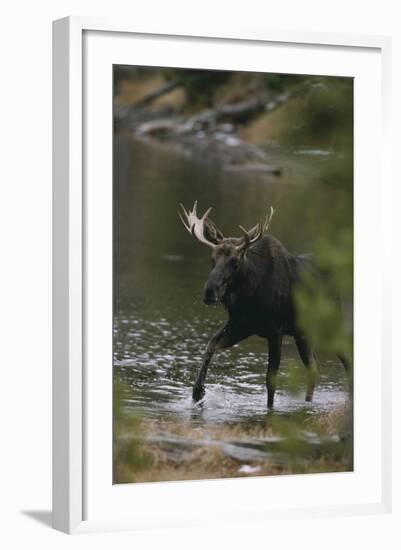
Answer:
top-left (204, 217), bottom-right (224, 245)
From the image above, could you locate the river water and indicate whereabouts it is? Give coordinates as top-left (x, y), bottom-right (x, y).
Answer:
top-left (113, 133), bottom-right (349, 430)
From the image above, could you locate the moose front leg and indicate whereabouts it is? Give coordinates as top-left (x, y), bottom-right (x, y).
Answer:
top-left (266, 332), bottom-right (283, 409)
top-left (192, 322), bottom-right (236, 402)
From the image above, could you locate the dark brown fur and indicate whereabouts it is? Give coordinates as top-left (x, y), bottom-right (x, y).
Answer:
top-left (195, 235), bottom-right (319, 408)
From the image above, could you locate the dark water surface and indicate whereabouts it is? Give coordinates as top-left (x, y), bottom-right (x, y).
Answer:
top-left (113, 134), bottom-right (348, 427)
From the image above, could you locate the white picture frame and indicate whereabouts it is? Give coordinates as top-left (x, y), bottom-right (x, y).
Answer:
top-left (52, 16), bottom-right (392, 534)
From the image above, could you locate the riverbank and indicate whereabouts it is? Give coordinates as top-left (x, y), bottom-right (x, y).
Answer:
top-left (114, 68), bottom-right (350, 173)
top-left (114, 403), bottom-right (352, 484)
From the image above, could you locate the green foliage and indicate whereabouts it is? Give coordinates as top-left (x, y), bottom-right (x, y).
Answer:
top-left (293, 79), bottom-right (353, 364)
top-left (265, 408), bottom-right (353, 473)
top-left (263, 73), bottom-right (307, 93)
top-left (268, 76), bottom-right (353, 147)
top-left (264, 73), bottom-right (286, 92)
top-left (303, 77), bottom-right (353, 141)
top-left (295, 215), bottom-right (352, 362)
top-left (113, 383), bottom-right (154, 483)
top-left (295, 231), bottom-right (353, 358)
top-left (162, 67), bottom-right (232, 106)
top-left (281, 359), bottom-right (312, 396)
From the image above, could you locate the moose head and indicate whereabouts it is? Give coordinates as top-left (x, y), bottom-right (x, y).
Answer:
top-left (179, 201), bottom-right (274, 306)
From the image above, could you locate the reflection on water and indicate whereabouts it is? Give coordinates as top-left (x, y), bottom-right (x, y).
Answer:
top-left (115, 308), bottom-right (348, 425)
top-left (114, 133), bottom-right (348, 427)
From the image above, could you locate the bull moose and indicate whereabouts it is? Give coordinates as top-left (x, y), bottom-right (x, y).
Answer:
top-left (179, 201), bottom-right (350, 409)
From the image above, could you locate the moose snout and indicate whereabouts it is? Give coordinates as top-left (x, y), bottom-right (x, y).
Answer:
top-left (203, 279), bottom-right (221, 306)
top-left (203, 282), bottom-right (219, 305)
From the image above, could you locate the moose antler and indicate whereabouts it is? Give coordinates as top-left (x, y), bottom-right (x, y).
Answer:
top-left (263, 206), bottom-right (275, 233)
top-left (237, 206), bottom-right (275, 250)
top-left (179, 201), bottom-right (223, 248)
top-left (179, 202), bottom-right (274, 250)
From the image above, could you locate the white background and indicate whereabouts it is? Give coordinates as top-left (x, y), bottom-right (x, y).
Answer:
top-left (0, 1), bottom-right (399, 548)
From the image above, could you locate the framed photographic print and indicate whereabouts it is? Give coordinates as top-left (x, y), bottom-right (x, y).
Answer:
top-left (52, 17), bottom-right (392, 533)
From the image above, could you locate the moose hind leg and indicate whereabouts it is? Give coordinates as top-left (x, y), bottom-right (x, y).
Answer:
top-left (192, 322), bottom-right (238, 403)
top-left (266, 333), bottom-right (283, 409)
top-left (294, 334), bottom-right (318, 402)
top-left (337, 352), bottom-right (353, 394)
top-left (337, 353), bottom-right (351, 374)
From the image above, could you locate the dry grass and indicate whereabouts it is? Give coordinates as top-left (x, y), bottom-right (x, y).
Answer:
top-left (134, 445), bottom-right (241, 483)
top-left (312, 402), bottom-right (351, 434)
top-left (116, 75), bottom-right (165, 106)
top-left (213, 72), bottom-right (265, 106)
top-left (153, 87), bottom-right (187, 111)
top-left (143, 417), bottom-right (277, 440)
top-left (116, 74), bottom-right (187, 113)
top-left (115, 404), bottom-right (352, 484)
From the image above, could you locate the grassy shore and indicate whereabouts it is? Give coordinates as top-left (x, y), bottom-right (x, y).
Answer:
top-left (114, 402), bottom-right (352, 484)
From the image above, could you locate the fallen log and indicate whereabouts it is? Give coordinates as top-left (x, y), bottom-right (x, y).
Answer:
top-left (135, 118), bottom-right (181, 136)
top-left (182, 96), bottom-right (268, 131)
top-left (224, 163), bottom-right (282, 176)
top-left (217, 96), bottom-right (267, 123)
top-left (115, 81), bottom-right (180, 127)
